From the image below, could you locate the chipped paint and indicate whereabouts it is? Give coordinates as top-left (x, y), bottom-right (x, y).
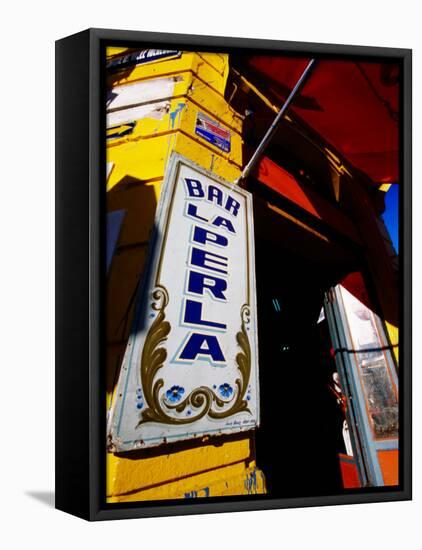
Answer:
top-left (244, 468), bottom-right (260, 494)
top-left (107, 101), bottom-right (170, 128)
top-left (184, 487), bottom-right (210, 498)
top-left (107, 77), bottom-right (177, 111)
top-left (107, 76), bottom-right (178, 128)
top-left (169, 102), bottom-right (186, 129)
top-left (106, 48), bottom-right (266, 502)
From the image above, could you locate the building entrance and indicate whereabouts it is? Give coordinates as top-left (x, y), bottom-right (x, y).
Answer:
top-left (254, 235), bottom-right (353, 497)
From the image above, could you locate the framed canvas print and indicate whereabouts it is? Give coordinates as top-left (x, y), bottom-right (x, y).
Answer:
top-left (55, 28), bottom-right (412, 520)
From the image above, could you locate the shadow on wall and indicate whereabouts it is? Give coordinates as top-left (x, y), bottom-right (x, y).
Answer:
top-left (114, 429), bottom-right (254, 463)
top-left (106, 176), bottom-right (158, 397)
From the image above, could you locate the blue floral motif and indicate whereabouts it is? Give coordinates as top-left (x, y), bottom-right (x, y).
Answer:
top-left (219, 383), bottom-right (233, 398)
top-left (166, 385), bottom-right (185, 403)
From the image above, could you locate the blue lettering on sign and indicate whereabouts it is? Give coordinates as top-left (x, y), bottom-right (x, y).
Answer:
top-left (184, 299), bottom-right (227, 329)
top-left (192, 226), bottom-right (228, 248)
top-left (184, 178), bottom-right (241, 217)
top-left (207, 185), bottom-right (223, 206)
top-left (187, 203), bottom-right (209, 223)
top-left (179, 333), bottom-right (226, 362)
top-left (212, 216), bottom-right (236, 234)
top-left (187, 205), bottom-right (237, 234)
top-left (177, 175), bottom-right (243, 365)
top-left (191, 247), bottom-right (228, 275)
top-left (188, 271), bottom-right (227, 301)
top-left (185, 178), bottom-right (205, 198)
top-left (225, 197), bottom-right (240, 217)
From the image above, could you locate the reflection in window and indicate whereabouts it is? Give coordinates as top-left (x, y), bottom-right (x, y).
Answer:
top-left (339, 286), bottom-right (398, 440)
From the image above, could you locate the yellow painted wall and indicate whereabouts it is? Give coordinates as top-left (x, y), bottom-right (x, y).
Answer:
top-left (106, 49), bottom-right (266, 502)
top-left (385, 321), bottom-right (399, 364)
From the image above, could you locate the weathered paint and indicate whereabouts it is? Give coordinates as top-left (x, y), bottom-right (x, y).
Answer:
top-left (184, 487), bottom-right (210, 498)
top-left (106, 90), bottom-right (243, 192)
top-left (107, 437), bottom-right (252, 497)
top-left (106, 49), bottom-right (266, 501)
top-left (107, 462), bottom-right (265, 503)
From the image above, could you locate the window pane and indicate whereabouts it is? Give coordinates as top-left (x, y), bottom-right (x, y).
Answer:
top-left (339, 286), bottom-right (398, 440)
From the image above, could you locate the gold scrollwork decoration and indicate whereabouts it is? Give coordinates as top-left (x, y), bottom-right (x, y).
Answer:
top-left (137, 289), bottom-right (252, 427)
top-left (209, 304), bottom-right (251, 419)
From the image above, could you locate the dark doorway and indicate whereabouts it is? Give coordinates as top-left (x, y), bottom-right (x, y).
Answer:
top-left (254, 237), bottom-right (347, 498)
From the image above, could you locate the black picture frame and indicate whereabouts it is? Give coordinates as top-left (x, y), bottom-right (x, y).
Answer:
top-left (55, 28), bottom-right (412, 521)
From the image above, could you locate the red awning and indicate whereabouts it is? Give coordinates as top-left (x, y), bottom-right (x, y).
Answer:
top-left (246, 56), bottom-right (399, 184)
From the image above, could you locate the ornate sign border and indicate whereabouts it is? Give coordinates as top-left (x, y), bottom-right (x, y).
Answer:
top-left (107, 153), bottom-right (260, 450)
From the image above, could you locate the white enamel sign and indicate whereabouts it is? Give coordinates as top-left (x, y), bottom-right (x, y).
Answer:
top-left (108, 154), bottom-right (260, 451)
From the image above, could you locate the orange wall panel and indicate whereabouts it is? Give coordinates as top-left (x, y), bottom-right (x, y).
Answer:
top-left (378, 449), bottom-right (399, 486)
